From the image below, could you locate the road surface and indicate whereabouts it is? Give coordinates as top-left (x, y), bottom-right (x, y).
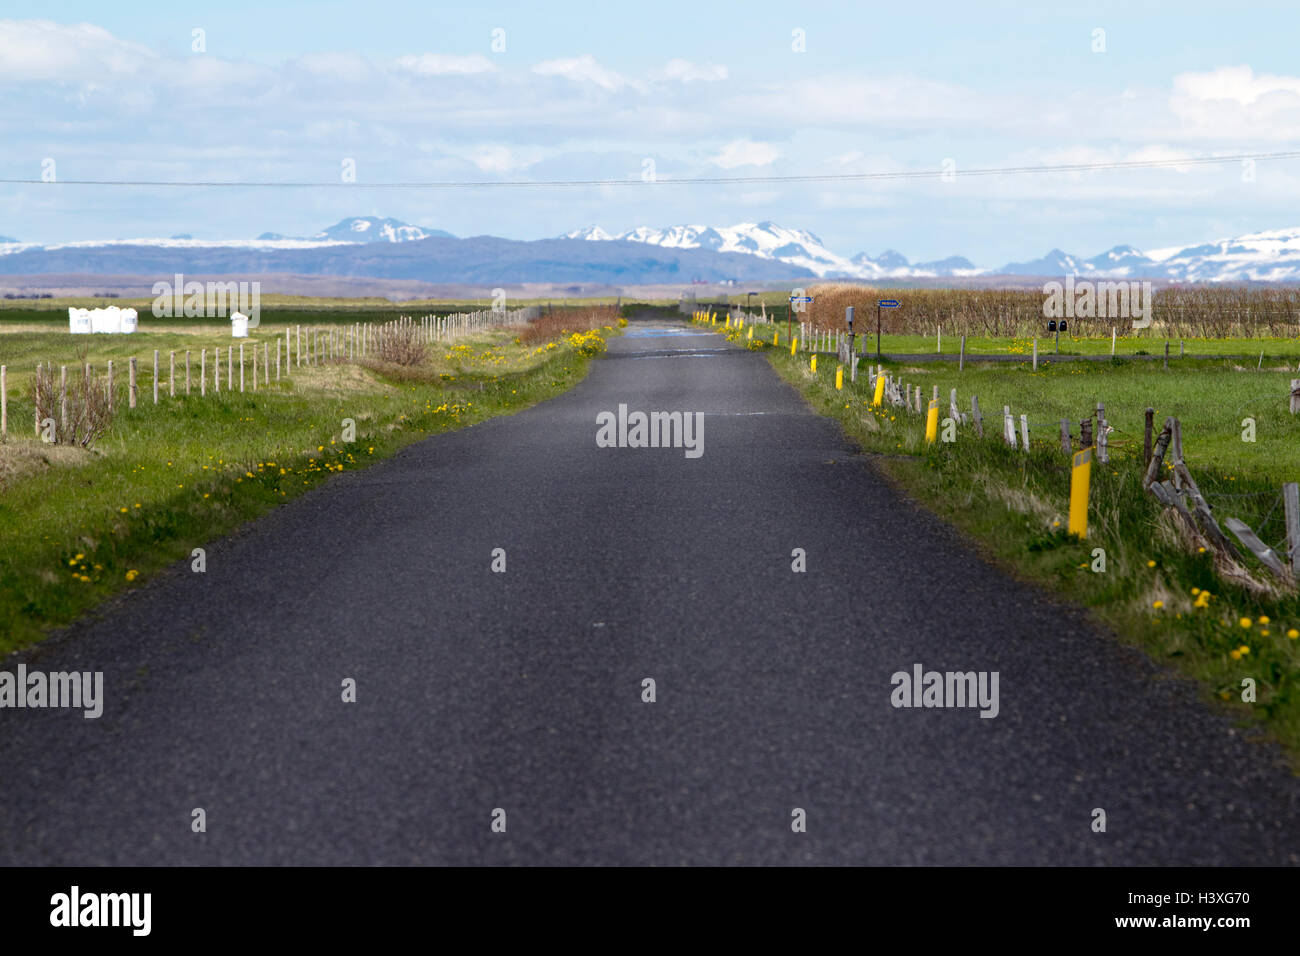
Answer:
top-left (2, 312), bottom-right (1298, 865)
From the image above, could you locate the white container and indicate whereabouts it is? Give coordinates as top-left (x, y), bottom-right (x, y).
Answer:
top-left (90, 307), bottom-right (119, 333)
top-left (69, 307), bottom-right (91, 334)
top-left (231, 312), bottom-right (249, 337)
top-left (119, 308), bottom-right (138, 333)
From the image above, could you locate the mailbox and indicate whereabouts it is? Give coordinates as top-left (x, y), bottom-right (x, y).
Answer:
top-left (1047, 320), bottom-right (1057, 332)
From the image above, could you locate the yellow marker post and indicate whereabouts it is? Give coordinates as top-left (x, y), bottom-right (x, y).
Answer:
top-left (836, 366), bottom-right (843, 390)
top-left (1069, 447), bottom-right (1092, 538)
top-left (773, 331), bottom-right (779, 346)
top-left (747, 326), bottom-right (753, 340)
top-left (790, 337), bottom-right (798, 356)
top-left (811, 355), bottom-right (817, 373)
top-left (925, 398), bottom-right (940, 442)
top-left (872, 374), bottom-right (886, 408)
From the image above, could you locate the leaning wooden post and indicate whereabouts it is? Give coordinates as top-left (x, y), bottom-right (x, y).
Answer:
top-left (59, 365), bottom-right (68, 436)
top-left (970, 395), bottom-right (984, 437)
top-left (1284, 483), bottom-right (1300, 575)
top-left (1139, 407), bottom-right (1153, 470)
top-left (152, 350), bottom-right (159, 404)
top-left (129, 357), bottom-right (138, 408)
top-left (959, 335), bottom-right (966, 371)
top-left (1060, 419), bottom-right (1071, 455)
top-left (107, 360), bottom-right (114, 409)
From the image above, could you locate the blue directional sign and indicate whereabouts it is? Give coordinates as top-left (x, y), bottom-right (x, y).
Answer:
top-left (878, 299), bottom-right (900, 308)
top-left (790, 296), bottom-right (814, 303)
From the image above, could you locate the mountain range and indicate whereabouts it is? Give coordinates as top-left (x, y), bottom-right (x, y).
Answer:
top-left (4, 217), bottom-right (1300, 284)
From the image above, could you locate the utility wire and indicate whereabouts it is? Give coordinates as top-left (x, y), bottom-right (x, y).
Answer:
top-left (2, 150), bottom-right (1298, 189)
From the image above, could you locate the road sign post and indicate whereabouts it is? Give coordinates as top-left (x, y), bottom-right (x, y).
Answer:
top-left (846, 306), bottom-right (855, 365)
top-left (875, 300), bottom-right (899, 359)
top-left (789, 295), bottom-right (813, 346)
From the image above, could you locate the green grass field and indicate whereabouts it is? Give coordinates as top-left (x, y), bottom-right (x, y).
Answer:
top-left (700, 312), bottom-right (1300, 766)
top-left (0, 314), bottom-right (618, 652)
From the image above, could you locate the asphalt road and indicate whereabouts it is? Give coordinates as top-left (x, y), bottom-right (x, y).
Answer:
top-left (2, 311), bottom-right (1299, 865)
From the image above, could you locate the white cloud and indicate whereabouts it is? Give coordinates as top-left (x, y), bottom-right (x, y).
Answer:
top-left (0, 19), bottom-right (153, 82)
top-left (533, 55), bottom-right (628, 92)
top-left (395, 53), bottom-right (497, 76)
top-left (660, 59), bottom-right (727, 83)
top-left (465, 145), bottom-right (545, 175)
top-left (1173, 65), bottom-right (1300, 106)
top-left (710, 139), bottom-right (781, 169)
top-left (1169, 66), bottom-right (1300, 140)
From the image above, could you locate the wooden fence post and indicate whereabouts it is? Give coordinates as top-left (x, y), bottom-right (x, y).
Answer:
top-left (107, 360), bottom-right (114, 409)
top-left (1020, 414), bottom-right (1029, 451)
top-left (970, 395), bottom-right (983, 437)
top-left (1032, 339), bottom-right (1038, 370)
top-left (169, 350), bottom-right (176, 397)
top-left (227, 346), bottom-right (233, 388)
top-left (201, 350), bottom-right (206, 396)
top-left (1284, 483), bottom-right (1300, 575)
top-left (0, 364), bottom-right (5, 436)
top-left (240, 344), bottom-right (245, 392)
top-left (1060, 419), bottom-right (1070, 455)
top-left (186, 351), bottom-right (191, 394)
top-left (959, 335), bottom-right (966, 371)
top-left (1144, 407), bottom-right (1154, 468)
top-left (251, 342), bottom-right (257, 390)
top-left (1290, 379), bottom-right (1300, 414)
top-left (153, 350), bottom-right (159, 404)
top-left (59, 366), bottom-right (67, 436)
top-left (129, 357), bottom-right (137, 409)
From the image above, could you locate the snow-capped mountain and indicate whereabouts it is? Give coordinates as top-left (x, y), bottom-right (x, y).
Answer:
top-left (998, 229), bottom-right (1300, 281)
top-left (565, 222), bottom-right (978, 278)
top-left (310, 216), bottom-right (454, 243)
top-left (564, 222), bottom-right (874, 278)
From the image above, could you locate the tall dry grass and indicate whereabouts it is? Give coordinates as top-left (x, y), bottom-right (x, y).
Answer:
top-left (516, 305), bottom-right (620, 345)
top-left (797, 283), bottom-right (1300, 339)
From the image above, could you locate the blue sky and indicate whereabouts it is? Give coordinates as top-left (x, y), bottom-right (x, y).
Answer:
top-left (3, 1), bottom-right (1299, 265)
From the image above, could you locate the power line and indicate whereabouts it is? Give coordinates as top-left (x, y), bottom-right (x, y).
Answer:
top-left (2, 150), bottom-right (1297, 190)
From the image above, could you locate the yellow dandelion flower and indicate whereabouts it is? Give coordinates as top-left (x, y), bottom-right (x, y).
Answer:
top-left (1152, 601), bottom-right (1164, 610)
top-left (1239, 617), bottom-right (1253, 629)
